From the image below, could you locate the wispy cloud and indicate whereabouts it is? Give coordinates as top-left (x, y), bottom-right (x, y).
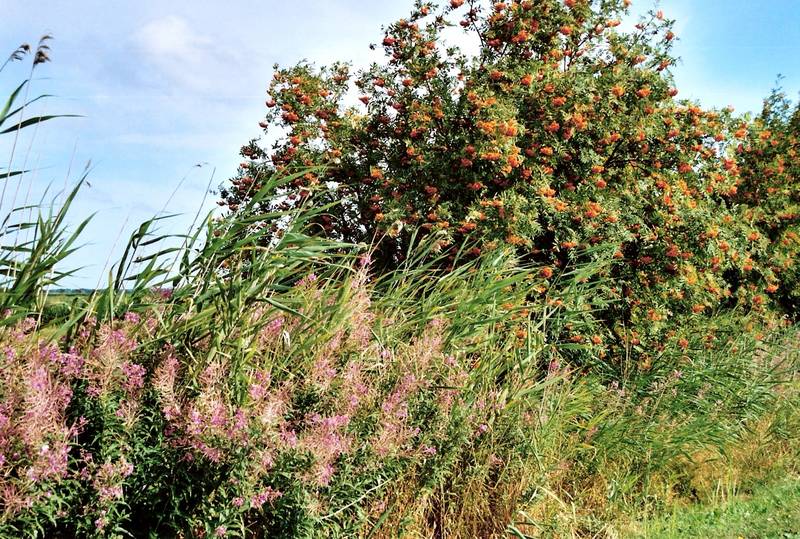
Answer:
top-left (133, 15), bottom-right (242, 94)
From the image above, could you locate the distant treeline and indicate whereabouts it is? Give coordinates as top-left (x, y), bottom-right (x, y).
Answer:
top-left (48, 289), bottom-right (96, 296)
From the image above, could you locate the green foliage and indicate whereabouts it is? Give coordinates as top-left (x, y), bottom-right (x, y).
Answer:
top-left (0, 198), bottom-right (795, 537)
top-left (637, 479), bottom-right (800, 538)
top-left (731, 84), bottom-right (800, 314)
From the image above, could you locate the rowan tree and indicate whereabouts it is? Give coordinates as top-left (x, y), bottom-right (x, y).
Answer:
top-left (221, 0), bottom-right (794, 375)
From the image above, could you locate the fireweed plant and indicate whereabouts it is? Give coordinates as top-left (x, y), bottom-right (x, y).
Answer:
top-left (0, 11), bottom-right (798, 539)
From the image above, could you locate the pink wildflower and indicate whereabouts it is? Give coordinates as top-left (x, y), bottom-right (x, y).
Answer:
top-left (310, 355), bottom-right (337, 391)
top-left (297, 273), bottom-right (318, 287)
top-left (358, 253), bottom-right (372, 267)
top-left (121, 361), bottom-right (146, 394)
top-left (250, 487), bottom-right (282, 509)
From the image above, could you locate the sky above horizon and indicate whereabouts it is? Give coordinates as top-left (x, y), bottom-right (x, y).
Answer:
top-left (2, 0), bottom-right (799, 287)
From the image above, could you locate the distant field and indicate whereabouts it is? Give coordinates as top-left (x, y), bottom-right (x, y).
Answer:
top-left (45, 290), bottom-right (92, 304)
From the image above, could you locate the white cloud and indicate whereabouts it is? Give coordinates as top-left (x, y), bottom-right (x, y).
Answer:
top-left (133, 15), bottom-right (241, 94)
top-left (136, 16), bottom-right (199, 58)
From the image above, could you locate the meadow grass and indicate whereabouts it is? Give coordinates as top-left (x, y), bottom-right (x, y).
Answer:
top-left (636, 478), bottom-right (800, 538)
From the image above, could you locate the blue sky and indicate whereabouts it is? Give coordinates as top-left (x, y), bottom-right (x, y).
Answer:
top-left (1, 0), bottom-right (799, 287)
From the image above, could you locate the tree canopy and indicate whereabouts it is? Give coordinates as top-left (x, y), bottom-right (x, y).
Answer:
top-left (221, 0), bottom-right (800, 372)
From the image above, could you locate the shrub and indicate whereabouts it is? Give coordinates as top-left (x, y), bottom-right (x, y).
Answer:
top-left (39, 302), bottom-right (72, 324)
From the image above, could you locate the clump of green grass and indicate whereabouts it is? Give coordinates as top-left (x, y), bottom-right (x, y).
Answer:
top-left (635, 478), bottom-right (800, 538)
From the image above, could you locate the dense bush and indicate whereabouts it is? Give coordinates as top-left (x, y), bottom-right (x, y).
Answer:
top-left (39, 302), bottom-right (72, 324)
